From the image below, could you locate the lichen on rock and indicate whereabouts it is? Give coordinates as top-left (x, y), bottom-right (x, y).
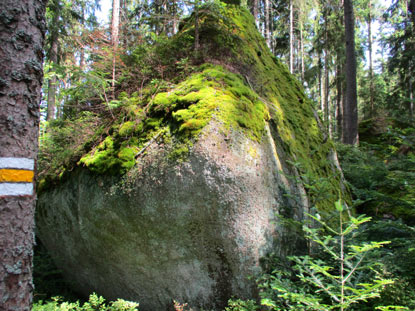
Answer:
top-left (36, 4), bottom-right (348, 311)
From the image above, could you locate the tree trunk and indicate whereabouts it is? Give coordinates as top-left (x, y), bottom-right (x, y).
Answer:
top-left (336, 57), bottom-right (344, 139)
top-left (253, 0), bottom-right (259, 28)
top-left (79, 7), bottom-right (86, 71)
top-left (410, 0), bottom-right (415, 19)
top-left (162, 0), bottom-right (168, 34)
top-left (324, 51), bottom-right (330, 132)
top-left (343, 0), bottom-right (359, 144)
top-left (300, 24), bottom-right (305, 81)
top-left (289, 0), bottom-right (294, 74)
top-left (410, 80), bottom-right (414, 118)
top-left (264, 0), bottom-right (271, 48)
top-left (46, 5), bottom-right (59, 122)
top-left (194, 2), bottom-right (200, 53)
top-left (0, 0), bottom-right (46, 310)
top-left (409, 0), bottom-right (415, 118)
top-left (111, 0), bottom-right (120, 96)
top-left (324, 16), bottom-right (330, 132)
top-left (46, 39), bottom-right (58, 121)
top-left (172, 0), bottom-right (178, 34)
top-left (368, 0), bottom-right (374, 118)
top-left (318, 53), bottom-right (324, 112)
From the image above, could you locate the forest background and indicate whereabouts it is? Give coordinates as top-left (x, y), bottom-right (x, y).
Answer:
top-left (33, 0), bottom-right (415, 309)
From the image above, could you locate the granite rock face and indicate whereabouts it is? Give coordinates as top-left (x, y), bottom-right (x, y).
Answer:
top-left (37, 122), bottom-right (309, 310)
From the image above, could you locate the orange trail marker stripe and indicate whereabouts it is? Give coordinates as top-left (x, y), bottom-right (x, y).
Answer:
top-left (0, 169), bottom-right (34, 183)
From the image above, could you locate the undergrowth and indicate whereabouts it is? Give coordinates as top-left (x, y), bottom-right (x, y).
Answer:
top-left (33, 294), bottom-right (139, 311)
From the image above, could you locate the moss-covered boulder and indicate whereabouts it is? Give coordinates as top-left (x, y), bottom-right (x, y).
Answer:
top-left (36, 4), bottom-right (346, 311)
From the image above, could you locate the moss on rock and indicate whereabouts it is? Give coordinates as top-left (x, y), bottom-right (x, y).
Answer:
top-left (39, 4), bottom-right (346, 210)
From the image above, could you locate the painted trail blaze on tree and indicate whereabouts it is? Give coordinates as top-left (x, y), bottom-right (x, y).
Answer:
top-left (0, 158), bottom-right (35, 196)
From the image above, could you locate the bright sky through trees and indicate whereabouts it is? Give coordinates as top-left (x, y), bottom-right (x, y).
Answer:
top-left (97, 0), bottom-right (112, 24)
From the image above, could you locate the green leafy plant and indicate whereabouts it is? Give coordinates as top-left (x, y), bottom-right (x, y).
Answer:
top-left (225, 299), bottom-right (258, 311)
top-left (32, 293), bottom-right (139, 311)
top-left (260, 200), bottom-right (397, 311)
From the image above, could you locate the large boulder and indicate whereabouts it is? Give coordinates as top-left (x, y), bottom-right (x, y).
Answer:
top-left (36, 4), bottom-right (344, 310)
top-left (37, 122), bottom-right (308, 310)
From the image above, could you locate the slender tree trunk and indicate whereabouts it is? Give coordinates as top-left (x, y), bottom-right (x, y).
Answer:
top-left (318, 53), bottom-right (324, 111)
top-left (46, 12), bottom-right (59, 121)
top-left (409, 0), bottom-right (415, 118)
top-left (253, 0), bottom-right (259, 28)
top-left (265, 0), bottom-right (271, 48)
top-left (336, 57), bottom-right (344, 139)
top-left (172, 0), bottom-right (178, 34)
top-left (289, 0), bottom-right (294, 74)
top-left (410, 80), bottom-right (414, 118)
top-left (0, 0), bottom-right (46, 309)
top-left (300, 24), bottom-right (305, 81)
top-left (368, 0), bottom-right (374, 118)
top-left (324, 16), bottom-right (330, 132)
top-left (270, 4), bottom-right (275, 53)
top-left (120, 0), bottom-right (128, 47)
top-left (79, 8), bottom-right (86, 71)
top-left (343, 0), bottom-right (359, 144)
top-left (194, 2), bottom-right (200, 53)
top-left (46, 69), bottom-right (57, 121)
top-left (80, 50), bottom-right (86, 70)
top-left (111, 0), bottom-right (120, 96)
top-left (410, 0), bottom-right (415, 19)
top-left (162, 0), bottom-right (168, 34)
top-left (324, 51), bottom-right (330, 132)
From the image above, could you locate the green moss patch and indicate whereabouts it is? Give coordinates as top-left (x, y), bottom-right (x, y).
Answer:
top-left (78, 64), bottom-right (269, 173)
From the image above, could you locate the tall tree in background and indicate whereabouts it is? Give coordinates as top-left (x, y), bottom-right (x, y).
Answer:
top-left (43, 0), bottom-right (99, 120)
top-left (0, 0), bottom-right (46, 309)
top-left (46, 0), bottom-right (60, 121)
top-left (289, 0), bottom-right (294, 73)
top-left (343, 0), bottom-right (358, 144)
top-left (112, 0), bottom-right (121, 94)
top-left (385, 0), bottom-right (415, 119)
top-left (367, 0), bottom-right (375, 117)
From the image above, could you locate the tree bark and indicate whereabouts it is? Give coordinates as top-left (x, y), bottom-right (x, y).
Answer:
top-left (410, 0), bottom-right (415, 19)
top-left (194, 2), bottom-right (200, 53)
top-left (324, 16), bottom-right (329, 131)
top-left (289, 0), bottom-right (294, 74)
top-left (253, 0), bottom-right (259, 28)
top-left (318, 52), bottom-right (324, 112)
top-left (172, 0), bottom-right (178, 35)
top-left (111, 0), bottom-right (120, 95)
top-left (79, 8), bottom-right (86, 71)
top-left (336, 56), bottom-right (344, 139)
top-left (368, 0), bottom-right (374, 118)
top-left (46, 39), bottom-right (58, 121)
top-left (343, 0), bottom-right (359, 144)
top-left (264, 0), bottom-right (271, 48)
top-left (46, 7), bottom-right (59, 121)
top-left (300, 24), bottom-right (305, 81)
top-left (324, 51), bottom-right (330, 133)
top-left (410, 80), bottom-right (414, 118)
top-left (0, 0), bottom-right (46, 310)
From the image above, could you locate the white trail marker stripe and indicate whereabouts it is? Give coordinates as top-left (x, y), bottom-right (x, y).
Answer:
top-left (0, 157), bottom-right (35, 170)
top-left (0, 183), bottom-right (33, 196)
